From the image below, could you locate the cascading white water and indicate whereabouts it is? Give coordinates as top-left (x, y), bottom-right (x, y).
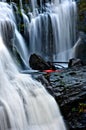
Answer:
top-left (0, 2), bottom-right (29, 69)
top-left (28, 0), bottom-right (77, 62)
top-left (9, 0), bottom-right (77, 63)
top-left (0, 18), bottom-right (66, 130)
top-left (0, 2), bottom-right (66, 130)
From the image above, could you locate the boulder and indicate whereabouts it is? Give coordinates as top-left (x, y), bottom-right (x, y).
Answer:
top-left (29, 53), bottom-right (56, 70)
top-left (68, 58), bottom-right (83, 67)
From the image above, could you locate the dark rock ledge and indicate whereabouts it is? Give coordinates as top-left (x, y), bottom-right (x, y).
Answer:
top-left (35, 66), bottom-right (86, 130)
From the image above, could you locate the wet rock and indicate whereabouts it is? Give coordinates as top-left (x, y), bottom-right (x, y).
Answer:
top-left (47, 66), bottom-right (86, 130)
top-left (35, 66), bottom-right (86, 130)
top-left (73, 32), bottom-right (86, 64)
top-left (29, 53), bottom-right (56, 70)
top-left (68, 58), bottom-right (83, 67)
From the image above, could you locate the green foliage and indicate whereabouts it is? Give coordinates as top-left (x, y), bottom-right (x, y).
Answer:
top-left (72, 107), bottom-right (77, 112)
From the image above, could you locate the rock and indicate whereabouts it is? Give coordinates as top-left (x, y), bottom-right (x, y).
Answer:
top-left (68, 58), bottom-right (83, 67)
top-left (73, 32), bottom-right (86, 64)
top-left (77, 0), bottom-right (86, 32)
top-left (36, 66), bottom-right (86, 130)
top-left (29, 53), bottom-right (56, 70)
top-left (48, 66), bottom-right (86, 130)
top-left (35, 74), bottom-right (54, 96)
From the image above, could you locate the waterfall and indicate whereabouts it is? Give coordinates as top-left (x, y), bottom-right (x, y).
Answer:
top-left (0, 16), bottom-right (66, 130)
top-left (7, 0), bottom-right (77, 63)
top-left (0, 2), bottom-right (29, 69)
top-left (0, 2), bottom-right (67, 130)
top-left (0, 1), bottom-right (77, 128)
top-left (27, 0), bottom-right (77, 62)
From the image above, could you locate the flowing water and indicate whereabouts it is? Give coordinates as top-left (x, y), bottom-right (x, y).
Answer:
top-left (0, 21), bottom-right (66, 130)
top-left (0, 2), bottom-right (67, 130)
top-left (28, 0), bottom-right (77, 61)
top-left (0, 2), bottom-right (29, 69)
top-left (0, 0), bottom-right (77, 129)
top-left (2, 0), bottom-right (77, 63)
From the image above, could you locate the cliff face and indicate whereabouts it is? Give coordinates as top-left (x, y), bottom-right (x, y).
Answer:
top-left (77, 0), bottom-right (86, 32)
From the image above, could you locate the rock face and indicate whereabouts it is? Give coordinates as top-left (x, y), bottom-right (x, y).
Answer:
top-left (73, 32), bottom-right (86, 64)
top-left (35, 66), bottom-right (86, 130)
top-left (48, 66), bottom-right (86, 130)
top-left (77, 0), bottom-right (86, 32)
